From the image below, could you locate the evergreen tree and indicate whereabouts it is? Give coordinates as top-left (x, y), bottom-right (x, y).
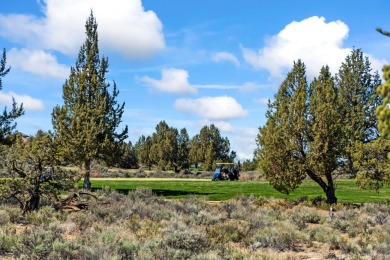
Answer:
top-left (150, 121), bottom-right (178, 171)
top-left (197, 124), bottom-right (232, 170)
top-left (353, 137), bottom-right (390, 191)
top-left (0, 131), bottom-right (77, 212)
top-left (52, 12), bottom-right (128, 190)
top-left (376, 30), bottom-right (390, 138)
top-left (0, 49), bottom-right (24, 145)
top-left (258, 61), bottom-right (342, 203)
top-left (135, 135), bottom-right (153, 170)
top-left (117, 141), bottom-right (138, 169)
top-left (177, 128), bottom-right (190, 171)
top-left (336, 49), bottom-right (381, 176)
top-left (189, 134), bottom-right (202, 168)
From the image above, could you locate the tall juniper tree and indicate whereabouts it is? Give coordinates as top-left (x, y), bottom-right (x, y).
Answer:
top-left (0, 49), bottom-right (24, 145)
top-left (336, 49), bottom-right (381, 176)
top-left (52, 12), bottom-right (128, 190)
top-left (258, 61), bottom-right (342, 203)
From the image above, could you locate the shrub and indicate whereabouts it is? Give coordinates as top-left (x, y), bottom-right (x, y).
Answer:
top-left (251, 221), bottom-right (309, 251)
top-left (165, 229), bottom-right (208, 253)
top-left (12, 222), bottom-right (64, 259)
top-left (49, 239), bottom-right (80, 259)
top-left (309, 226), bottom-right (342, 249)
top-left (207, 220), bottom-right (250, 244)
top-left (118, 239), bottom-right (140, 259)
top-left (0, 226), bottom-right (17, 253)
top-left (0, 210), bottom-right (9, 225)
top-left (289, 206), bottom-right (323, 229)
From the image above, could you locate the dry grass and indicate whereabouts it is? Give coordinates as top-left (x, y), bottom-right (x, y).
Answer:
top-left (1, 189), bottom-right (390, 259)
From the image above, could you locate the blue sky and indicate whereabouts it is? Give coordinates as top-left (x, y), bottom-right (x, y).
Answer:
top-left (0, 0), bottom-right (389, 160)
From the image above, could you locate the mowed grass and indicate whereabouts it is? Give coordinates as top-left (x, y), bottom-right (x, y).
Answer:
top-left (84, 178), bottom-right (390, 203)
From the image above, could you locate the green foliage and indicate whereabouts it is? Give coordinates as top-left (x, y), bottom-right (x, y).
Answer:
top-left (258, 49), bottom-right (382, 203)
top-left (12, 223), bottom-right (64, 259)
top-left (0, 48), bottom-right (24, 145)
top-left (354, 138), bottom-right (390, 190)
top-left (376, 28), bottom-right (390, 141)
top-left (150, 121), bottom-right (178, 171)
top-left (258, 60), bottom-right (309, 195)
top-left (177, 128), bottom-right (190, 170)
top-left (52, 12), bottom-right (128, 189)
top-left (377, 65), bottom-right (390, 139)
top-left (135, 135), bottom-right (153, 170)
top-left (258, 60), bottom-right (340, 203)
top-left (190, 124), bottom-right (233, 170)
top-left (0, 131), bottom-right (78, 212)
top-left (337, 48), bottom-right (382, 176)
top-left (116, 141), bottom-right (138, 169)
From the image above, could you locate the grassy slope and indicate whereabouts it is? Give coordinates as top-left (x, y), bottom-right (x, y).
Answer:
top-left (84, 178), bottom-right (390, 203)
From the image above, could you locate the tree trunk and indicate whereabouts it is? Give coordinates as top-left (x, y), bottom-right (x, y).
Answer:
top-left (83, 159), bottom-right (91, 190)
top-left (347, 156), bottom-right (357, 178)
top-left (325, 185), bottom-right (337, 204)
top-left (306, 169), bottom-right (337, 204)
top-left (28, 189), bottom-right (40, 212)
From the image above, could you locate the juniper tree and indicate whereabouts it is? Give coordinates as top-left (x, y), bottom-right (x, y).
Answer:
top-left (52, 12), bottom-right (128, 190)
top-left (376, 29), bottom-right (390, 138)
top-left (336, 49), bottom-right (381, 176)
top-left (0, 131), bottom-right (77, 212)
top-left (0, 49), bottom-right (24, 145)
top-left (258, 61), bottom-right (342, 203)
top-left (198, 124), bottom-right (231, 171)
top-left (189, 134), bottom-right (202, 168)
top-left (177, 128), bottom-right (190, 170)
top-left (135, 135), bottom-right (153, 170)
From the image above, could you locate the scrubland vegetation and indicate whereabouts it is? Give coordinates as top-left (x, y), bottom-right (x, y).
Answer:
top-left (1, 188), bottom-right (390, 259)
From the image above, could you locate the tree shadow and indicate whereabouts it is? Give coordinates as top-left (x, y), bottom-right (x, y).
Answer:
top-left (91, 188), bottom-right (215, 197)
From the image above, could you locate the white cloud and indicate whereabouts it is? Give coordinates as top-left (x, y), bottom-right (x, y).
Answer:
top-left (174, 96), bottom-right (247, 120)
top-left (8, 48), bottom-right (69, 78)
top-left (241, 16), bottom-right (386, 79)
top-left (198, 119), bottom-right (235, 133)
top-left (0, 0), bottom-right (164, 59)
top-left (0, 91), bottom-right (44, 111)
top-left (233, 128), bottom-right (258, 161)
top-left (194, 84), bottom-right (239, 90)
top-left (211, 51), bottom-right (240, 67)
top-left (255, 98), bottom-right (272, 105)
top-left (140, 68), bottom-right (198, 95)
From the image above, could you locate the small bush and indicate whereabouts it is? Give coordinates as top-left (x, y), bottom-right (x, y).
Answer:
top-left (251, 221), bottom-right (309, 251)
top-left (0, 226), bottom-right (17, 253)
top-left (118, 239), bottom-right (140, 259)
top-left (0, 210), bottom-right (10, 225)
top-left (289, 206), bottom-right (323, 229)
top-left (12, 222), bottom-right (64, 259)
top-left (207, 220), bottom-right (250, 244)
top-left (165, 229), bottom-right (208, 253)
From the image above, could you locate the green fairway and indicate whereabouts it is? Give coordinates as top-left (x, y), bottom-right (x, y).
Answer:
top-left (85, 178), bottom-right (390, 203)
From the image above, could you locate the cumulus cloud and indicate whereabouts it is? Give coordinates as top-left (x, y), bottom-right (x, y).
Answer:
top-left (198, 119), bottom-right (235, 133)
top-left (140, 68), bottom-right (198, 95)
top-left (0, 91), bottom-right (44, 111)
top-left (255, 98), bottom-right (272, 105)
top-left (0, 0), bottom-right (164, 59)
top-left (211, 51), bottom-right (240, 67)
top-left (8, 48), bottom-right (69, 78)
top-left (241, 16), bottom-right (387, 79)
top-left (233, 128), bottom-right (258, 160)
top-left (174, 96), bottom-right (247, 120)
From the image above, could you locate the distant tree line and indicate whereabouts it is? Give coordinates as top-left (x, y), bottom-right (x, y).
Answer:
top-left (119, 121), bottom-right (236, 172)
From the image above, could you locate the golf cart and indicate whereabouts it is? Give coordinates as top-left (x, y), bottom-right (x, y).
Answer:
top-left (211, 163), bottom-right (240, 181)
